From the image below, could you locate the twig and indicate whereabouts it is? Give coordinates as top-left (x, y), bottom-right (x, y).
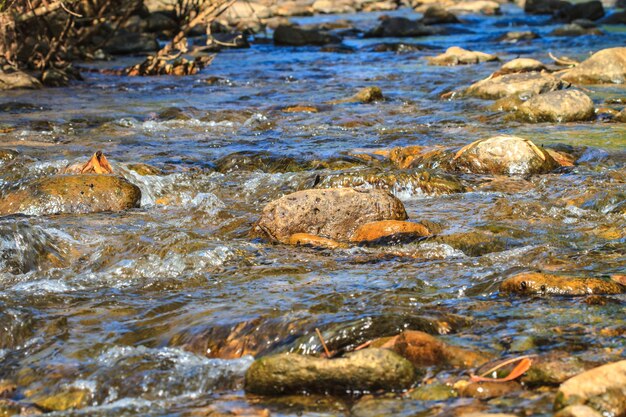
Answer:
top-left (548, 52), bottom-right (579, 67)
top-left (315, 328), bottom-right (331, 358)
top-left (59, 1), bottom-right (82, 17)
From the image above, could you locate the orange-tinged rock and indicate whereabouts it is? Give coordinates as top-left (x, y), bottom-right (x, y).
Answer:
top-left (546, 149), bottom-right (575, 167)
top-left (500, 272), bottom-right (624, 295)
top-left (388, 146), bottom-right (426, 169)
top-left (0, 175), bottom-right (141, 216)
top-left (282, 105), bottom-right (320, 113)
top-left (288, 233), bottom-right (347, 249)
top-left (392, 330), bottom-right (489, 368)
top-left (350, 220), bottom-right (431, 243)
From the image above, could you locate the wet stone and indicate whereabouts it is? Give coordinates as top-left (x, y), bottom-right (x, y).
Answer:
top-left (408, 383), bottom-right (459, 401)
top-left (0, 175), bottom-right (142, 217)
top-left (253, 188), bottom-right (407, 244)
top-left (516, 89), bottom-right (595, 123)
top-left (427, 46), bottom-right (498, 66)
top-left (499, 58), bottom-right (546, 74)
top-left (451, 136), bottom-right (559, 176)
top-left (555, 405), bottom-right (603, 417)
top-left (350, 221), bottom-right (431, 245)
top-left (0, 71), bottom-right (42, 90)
top-left (273, 24), bottom-right (341, 46)
top-left (561, 47), bottom-right (626, 84)
top-left (288, 233), bottom-right (347, 249)
top-left (459, 381), bottom-right (522, 400)
top-left (499, 272), bottom-right (625, 296)
top-left (554, 360), bottom-right (626, 417)
top-left (392, 330), bottom-right (489, 368)
top-left (244, 348), bottom-right (417, 395)
top-left (466, 72), bottom-right (564, 100)
top-left (522, 353), bottom-right (590, 387)
top-left (366, 17), bottom-right (434, 38)
top-left (30, 388), bottom-right (91, 412)
top-left (330, 86), bottom-right (384, 104)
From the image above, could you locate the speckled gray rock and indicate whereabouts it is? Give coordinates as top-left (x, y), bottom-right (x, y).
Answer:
top-left (244, 348), bottom-right (417, 395)
top-left (254, 188), bottom-right (408, 243)
top-left (466, 72), bottom-right (564, 99)
top-left (451, 136), bottom-right (560, 175)
top-left (517, 89), bottom-right (595, 122)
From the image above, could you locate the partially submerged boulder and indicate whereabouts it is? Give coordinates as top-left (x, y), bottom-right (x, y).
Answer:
top-left (254, 188), bottom-right (408, 244)
top-left (498, 58), bottom-right (547, 75)
top-left (466, 72), bottom-right (564, 99)
top-left (451, 136), bottom-right (560, 175)
top-left (0, 175), bottom-right (141, 217)
top-left (561, 47), bottom-right (626, 84)
top-left (331, 86), bottom-right (384, 104)
top-left (244, 348), bottom-right (416, 395)
top-left (554, 360), bottom-right (626, 417)
top-left (366, 17), bottom-right (434, 37)
top-left (0, 70), bottom-right (42, 90)
top-left (427, 46), bottom-right (498, 66)
top-left (499, 272), bottom-right (624, 295)
top-left (391, 330), bottom-right (489, 368)
top-left (273, 24), bottom-right (341, 46)
top-left (516, 89), bottom-right (595, 122)
top-left (421, 6), bottom-right (460, 24)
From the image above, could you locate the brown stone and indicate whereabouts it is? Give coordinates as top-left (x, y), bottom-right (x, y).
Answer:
top-left (427, 46), bottom-right (498, 66)
top-left (451, 136), bottom-right (559, 175)
top-left (0, 175), bottom-right (141, 216)
top-left (561, 47), bottom-right (626, 84)
top-left (499, 272), bottom-right (624, 295)
top-left (459, 381), bottom-right (522, 399)
top-left (350, 220), bottom-right (431, 243)
top-left (254, 188), bottom-right (407, 244)
top-left (517, 89), bottom-right (595, 123)
top-left (392, 330), bottom-right (489, 368)
top-left (288, 233), bottom-right (347, 249)
top-left (466, 72), bottom-right (564, 100)
top-left (555, 360), bottom-right (626, 416)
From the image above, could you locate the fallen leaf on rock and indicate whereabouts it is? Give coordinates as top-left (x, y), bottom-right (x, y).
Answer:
top-left (470, 355), bottom-right (533, 383)
top-left (80, 151), bottom-right (114, 174)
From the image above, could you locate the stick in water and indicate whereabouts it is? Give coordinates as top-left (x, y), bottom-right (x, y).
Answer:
top-left (315, 328), bottom-right (331, 358)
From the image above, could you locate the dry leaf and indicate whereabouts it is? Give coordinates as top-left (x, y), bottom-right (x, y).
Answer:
top-left (469, 356), bottom-right (533, 383)
top-left (80, 151), bottom-right (114, 174)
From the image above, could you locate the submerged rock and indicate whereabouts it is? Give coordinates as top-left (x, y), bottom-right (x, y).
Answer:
top-left (392, 330), bottom-right (489, 368)
top-left (523, 353), bottom-right (590, 387)
top-left (466, 72), bottom-right (564, 99)
top-left (288, 233), bottom-right (348, 249)
top-left (516, 89), bottom-right (595, 122)
top-left (561, 47), bottom-right (626, 84)
top-left (350, 220), bottom-right (432, 244)
top-left (273, 24), bottom-right (341, 46)
top-left (366, 17), bottom-right (434, 37)
top-left (448, 0), bottom-right (500, 15)
top-left (254, 188), bottom-right (407, 244)
top-left (31, 389), bottom-right (91, 412)
top-left (555, 405), bottom-right (603, 417)
top-left (315, 168), bottom-right (466, 196)
top-left (244, 348), bottom-right (416, 395)
top-left (0, 175), bottom-right (141, 217)
top-left (498, 31), bottom-right (540, 42)
top-left (451, 136), bottom-right (559, 175)
top-left (427, 46), bottom-right (498, 66)
top-left (459, 381), bottom-right (521, 399)
top-left (498, 58), bottom-right (547, 75)
top-left (421, 6), bottom-right (460, 24)
top-left (499, 272), bottom-right (625, 295)
top-left (554, 360), bottom-right (626, 417)
top-left (0, 70), bottom-right (42, 90)
top-left (331, 86), bottom-right (384, 104)
top-left (550, 23), bottom-right (603, 36)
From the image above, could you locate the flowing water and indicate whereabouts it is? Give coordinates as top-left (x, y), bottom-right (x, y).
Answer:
top-left (0, 5), bottom-right (625, 416)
